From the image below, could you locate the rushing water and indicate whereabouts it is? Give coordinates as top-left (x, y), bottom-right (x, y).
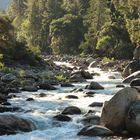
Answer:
top-left (0, 62), bottom-right (125, 140)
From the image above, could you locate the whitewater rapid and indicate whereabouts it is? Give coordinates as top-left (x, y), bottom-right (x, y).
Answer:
top-left (0, 62), bottom-right (124, 140)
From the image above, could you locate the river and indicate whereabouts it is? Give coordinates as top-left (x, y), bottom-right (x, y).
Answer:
top-left (0, 61), bottom-right (125, 140)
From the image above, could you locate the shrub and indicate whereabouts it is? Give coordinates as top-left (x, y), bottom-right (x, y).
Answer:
top-left (96, 35), bottom-right (112, 50)
top-left (55, 75), bottom-right (66, 82)
top-left (102, 57), bottom-right (114, 63)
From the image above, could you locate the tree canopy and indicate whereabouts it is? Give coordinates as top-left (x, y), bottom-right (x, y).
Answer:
top-left (0, 0), bottom-right (139, 59)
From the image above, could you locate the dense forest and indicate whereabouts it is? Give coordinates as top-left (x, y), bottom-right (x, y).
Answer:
top-left (0, 0), bottom-right (140, 65)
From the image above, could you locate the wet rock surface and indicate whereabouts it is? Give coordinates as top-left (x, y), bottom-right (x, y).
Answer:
top-left (53, 114), bottom-right (72, 122)
top-left (86, 81), bottom-right (104, 90)
top-left (0, 115), bottom-right (35, 135)
top-left (78, 125), bottom-right (113, 136)
top-left (61, 106), bottom-right (81, 115)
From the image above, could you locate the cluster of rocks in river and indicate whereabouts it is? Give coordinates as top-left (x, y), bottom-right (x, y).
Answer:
top-left (0, 56), bottom-right (140, 137)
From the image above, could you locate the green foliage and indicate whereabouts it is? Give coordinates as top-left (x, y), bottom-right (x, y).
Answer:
top-left (5, 0), bottom-right (139, 60)
top-left (0, 67), bottom-right (14, 74)
top-left (102, 57), bottom-right (114, 63)
top-left (19, 69), bottom-right (26, 77)
top-left (50, 14), bottom-right (85, 54)
top-left (96, 35), bottom-right (112, 50)
top-left (55, 75), bottom-right (66, 82)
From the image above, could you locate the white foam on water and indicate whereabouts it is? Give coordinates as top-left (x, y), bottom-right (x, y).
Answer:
top-left (0, 61), bottom-right (127, 140)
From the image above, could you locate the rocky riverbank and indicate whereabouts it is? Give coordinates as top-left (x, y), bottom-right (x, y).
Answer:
top-left (0, 55), bottom-right (140, 139)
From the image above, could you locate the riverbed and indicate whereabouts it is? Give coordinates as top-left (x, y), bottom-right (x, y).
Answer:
top-left (0, 62), bottom-right (125, 140)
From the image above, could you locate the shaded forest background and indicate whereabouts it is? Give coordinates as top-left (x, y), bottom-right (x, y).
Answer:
top-left (0, 0), bottom-right (140, 65)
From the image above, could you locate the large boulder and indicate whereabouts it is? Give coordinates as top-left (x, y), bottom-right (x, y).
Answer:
top-left (86, 82), bottom-right (104, 90)
top-left (0, 115), bottom-right (35, 135)
top-left (1, 73), bottom-right (16, 83)
top-left (122, 60), bottom-right (140, 78)
top-left (100, 87), bottom-right (140, 133)
top-left (123, 71), bottom-right (140, 83)
top-left (126, 101), bottom-right (140, 135)
top-left (78, 125), bottom-right (113, 136)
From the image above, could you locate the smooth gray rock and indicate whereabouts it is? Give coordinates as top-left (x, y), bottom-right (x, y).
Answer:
top-left (86, 82), bottom-right (104, 90)
top-left (78, 125), bottom-right (113, 136)
top-left (101, 87), bottom-right (140, 133)
top-left (62, 106), bottom-right (81, 115)
top-left (0, 115), bottom-right (35, 135)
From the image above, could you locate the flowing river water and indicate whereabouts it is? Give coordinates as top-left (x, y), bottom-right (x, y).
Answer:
top-left (0, 61), bottom-right (126, 140)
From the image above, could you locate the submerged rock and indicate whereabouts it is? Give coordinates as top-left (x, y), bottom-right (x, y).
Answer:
top-left (78, 125), bottom-right (113, 136)
top-left (39, 93), bottom-right (47, 97)
top-left (71, 88), bottom-right (83, 93)
top-left (85, 91), bottom-right (96, 95)
top-left (101, 87), bottom-right (140, 133)
top-left (62, 106), bottom-right (81, 115)
top-left (53, 114), bottom-right (72, 122)
top-left (0, 114), bottom-right (35, 135)
top-left (85, 82), bottom-right (104, 90)
top-left (61, 82), bottom-right (74, 87)
top-left (108, 75), bottom-right (116, 79)
top-left (65, 95), bottom-right (78, 99)
top-left (1, 102), bottom-right (11, 106)
top-left (26, 98), bottom-right (34, 101)
top-left (116, 84), bottom-right (125, 88)
top-left (126, 101), bottom-right (140, 135)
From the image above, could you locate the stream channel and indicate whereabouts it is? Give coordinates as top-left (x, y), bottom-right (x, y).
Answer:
top-left (0, 61), bottom-right (125, 140)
